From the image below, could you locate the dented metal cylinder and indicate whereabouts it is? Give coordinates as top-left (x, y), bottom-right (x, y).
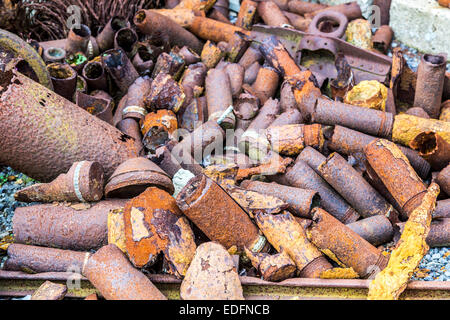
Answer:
top-left (397, 219), bottom-right (450, 248)
top-left (0, 69), bottom-right (138, 182)
top-left (4, 244), bottom-right (90, 274)
top-left (346, 215), bottom-right (394, 246)
top-left (307, 208), bottom-right (388, 278)
top-left (82, 61), bottom-right (108, 92)
top-left (65, 24), bottom-right (91, 55)
top-left (13, 199), bottom-right (127, 251)
top-left (47, 63), bottom-right (77, 101)
top-left (176, 174), bottom-right (265, 252)
top-left (414, 53), bottom-right (447, 119)
top-left (83, 244), bottom-right (167, 300)
top-left (102, 49), bottom-right (139, 92)
top-left (206, 68), bottom-right (235, 128)
top-left (244, 65), bottom-right (279, 105)
top-left (257, 1), bottom-right (290, 27)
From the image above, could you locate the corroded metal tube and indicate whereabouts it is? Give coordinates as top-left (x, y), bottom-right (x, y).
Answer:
top-left (47, 62), bottom-right (77, 101)
top-left (436, 164), bottom-right (450, 196)
top-left (306, 208), bottom-right (388, 278)
top-left (414, 53), bottom-right (447, 119)
top-left (257, 1), bottom-right (290, 27)
top-left (236, 0), bottom-right (258, 29)
top-left (102, 49), bottom-right (139, 93)
top-left (0, 69), bottom-right (138, 182)
top-left (205, 68), bottom-right (235, 128)
top-left (409, 131), bottom-right (450, 171)
top-left (176, 174), bottom-right (266, 252)
top-left (96, 16), bottom-right (130, 52)
top-left (396, 218), bottom-right (450, 248)
top-left (266, 124), bottom-right (324, 156)
top-left (83, 244), bottom-right (167, 300)
top-left (13, 199), bottom-right (127, 251)
top-left (243, 65), bottom-right (279, 105)
top-left (65, 24), bottom-right (91, 55)
top-left (346, 215), bottom-right (394, 246)
top-left (433, 199), bottom-right (450, 219)
top-left (4, 244), bottom-right (90, 274)
top-left (82, 61), bottom-right (108, 92)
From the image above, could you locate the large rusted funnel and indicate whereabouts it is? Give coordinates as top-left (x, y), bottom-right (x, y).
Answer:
top-left (0, 68), bottom-right (139, 182)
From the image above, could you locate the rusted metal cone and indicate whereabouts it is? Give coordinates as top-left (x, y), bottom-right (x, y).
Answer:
top-left (364, 139), bottom-right (427, 220)
top-left (409, 132), bottom-right (450, 171)
top-left (372, 25), bottom-right (393, 54)
top-left (283, 156), bottom-right (360, 224)
top-left (414, 53), bottom-right (448, 119)
top-left (266, 124), bottom-right (324, 156)
top-left (134, 10), bottom-right (203, 54)
top-left (396, 218), bottom-right (450, 248)
top-left (316, 152), bottom-right (396, 219)
top-left (4, 244), bottom-right (90, 274)
top-left (327, 125), bottom-right (431, 179)
top-left (102, 49), bottom-right (139, 93)
top-left (257, 1), bottom-right (290, 27)
top-left (123, 187), bottom-right (196, 276)
top-left (83, 244), bottom-right (167, 300)
top-left (240, 180), bottom-right (319, 218)
top-left (306, 208), bottom-right (388, 279)
top-left (15, 161), bottom-right (104, 203)
top-left (346, 215), bottom-right (394, 246)
top-left (436, 164), bottom-right (450, 196)
top-left (312, 98), bottom-right (394, 138)
top-left (13, 199), bottom-right (127, 251)
top-left (176, 174), bottom-right (266, 253)
top-left (76, 91), bottom-right (114, 125)
top-left (82, 60), bottom-right (108, 92)
top-left (181, 242), bottom-right (244, 300)
top-left (245, 248), bottom-right (297, 282)
top-left (0, 69), bottom-right (138, 182)
top-left (393, 114), bottom-right (450, 147)
top-left (96, 16), bottom-right (130, 52)
top-left (123, 77), bottom-right (151, 121)
top-left (47, 62), bottom-right (77, 101)
top-left (65, 24), bottom-right (91, 55)
top-left (255, 211), bottom-right (333, 278)
top-left (31, 281), bottom-right (67, 300)
top-left (105, 157), bottom-right (174, 198)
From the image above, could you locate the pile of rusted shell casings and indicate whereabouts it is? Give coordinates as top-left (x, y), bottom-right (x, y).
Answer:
top-left (1, 0), bottom-right (449, 300)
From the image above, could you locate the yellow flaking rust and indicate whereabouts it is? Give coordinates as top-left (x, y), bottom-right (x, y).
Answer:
top-left (107, 208), bottom-right (127, 253)
top-left (367, 183), bottom-right (440, 300)
top-left (344, 80), bottom-right (387, 111)
top-left (320, 267), bottom-right (359, 279)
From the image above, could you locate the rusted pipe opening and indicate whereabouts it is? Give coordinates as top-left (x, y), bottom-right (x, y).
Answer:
top-left (84, 62), bottom-right (104, 80)
top-left (410, 132), bottom-right (437, 155)
top-left (310, 193), bottom-right (321, 211)
top-left (135, 10), bottom-right (146, 24)
top-left (47, 63), bottom-right (76, 80)
top-left (116, 29), bottom-right (138, 52)
top-left (71, 24), bottom-right (91, 38)
top-left (111, 16), bottom-right (129, 32)
top-left (47, 48), bottom-right (65, 59)
top-left (138, 46), bottom-right (153, 62)
top-left (424, 54), bottom-right (445, 65)
top-left (103, 49), bottom-right (124, 68)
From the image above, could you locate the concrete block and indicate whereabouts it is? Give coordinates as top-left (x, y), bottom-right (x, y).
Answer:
top-left (389, 0), bottom-right (450, 59)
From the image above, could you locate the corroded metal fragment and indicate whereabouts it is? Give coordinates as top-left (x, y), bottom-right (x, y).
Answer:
top-left (31, 281), bottom-right (67, 300)
top-left (245, 248), bottom-right (297, 282)
top-left (266, 124), bottom-right (324, 156)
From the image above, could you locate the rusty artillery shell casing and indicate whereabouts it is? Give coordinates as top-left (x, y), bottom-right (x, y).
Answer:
top-left (414, 53), bottom-right (448, 119)
top-left (372, 25), bottom-right (394, 53)
top-left (102, 49), bottom-right (139, 92)
top-left (134, 10), bottom-right (203, 54)
top-left (65, 24), bottom-right (91, 55)
top-left (146, 73), bottom-right (185, 114)
top-left (178, 46), bottom-right (201, 65)
top-left (243, 65), bottom-right (280, 105)
top-left (201, 41), bottom-right (225, 69)
top-left (116, 118), bottom-right (145, 155)
top-left (82, 60), bottom-right (108, 92)
top-left (409, 131), bottom-right (450, 171)
top-left (47, 62), bottom-right (77, 101)
top-left (152, 145), bottom-right (183, 178)
top-left (76, 91), bottom-right (114, 125)
top-left (396, 219), bottom-right (450, 248)
top-left (433, 199), bottom-right (450, 219)
top-left (150, 8), bottom-right (196, 27)
top-left (436, 164), bottom-right (450, 196)
top-left (4, 244), bottom-right (90, 274)
top-left (141, 109), bottom-right (178, 152)
top-left (283, 158), bottom-right (360, 224)
top-left (268, 108), bottom-right (303, 128)
top-left (15, 161), bottom-right (104, 203)
top-left (188, 16), bottom-right (250, 43)
top-left (392, 114), bottom-right (450, 147)
top-left (307, 2), bottom-right (362, 20)
top-left (279, 80), bottom-right (297, 112)
top-left (114, 27), bottom-right (138, 58)
top-left (239, 46), bottom-right (263, 70)
top-left (266, 124), bottom-right (324, 156)
top-left (13, 199), bottom-right (128, 251)
top-left (346, 215), bottom-right (394, 246)
top-left (307, 208), bottom-right (388, 278)
top-left (255, 211), bottom-right (333, 278)
top-left (76, 75), bottom-right (88, 95)
top-left (43, 47), bottom-right (66, 63)
top-left (0, 69), bottom-right (138, 182)
top-left (312, 98), bottom-right (394, 138)
top-left (234, 93), bottom-right (259, 121)
top-left (440, 99), bottom-right (450, 122)
top-left (205, 68), bottom-right (235, 128)
top-left (364, 139), bottom-right (427, 219)
top-left (243, 61), bottom-right (261, 85)
top-left (96, 16), bottom-right (130, 52)
top-left (123, 187), bottom-right (196, 276)
top-left (132, 42), bottom-right (160, 75)
top-left (152, 51), bottom-right (185, 80)
top-left (317, 152), bottom-right (395, 219)
top-left (236, 0), bottom-right (257, 30)
top-left (288, 0), bottom-right (327, 15)
top-left (123, 77), bottom-right (152, 121)
top-left (406, 107), bottom-right (430, 119)
top-left (257, 1), bottom-right (290, 27)
top-left (224, 63), bottom-right (245, 98)
top-left (327, 125), bottom-right (431, 179)
top-left (105, 157), bottom-right (174, 198)
top-left (180, 62), bottom-right (207, 99)
top-left (179, 97), bottom-right (208, 132)
top-left (83, 244), bottom-right (167, 300)
top-left (282, 11), bottom-right (311, 32)
top-left (245, 248), bottom-right (297, 282)
top-left (176, 174), bottom-right (266, 253)
top-left (240, 180), bottom-right (319, 218)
